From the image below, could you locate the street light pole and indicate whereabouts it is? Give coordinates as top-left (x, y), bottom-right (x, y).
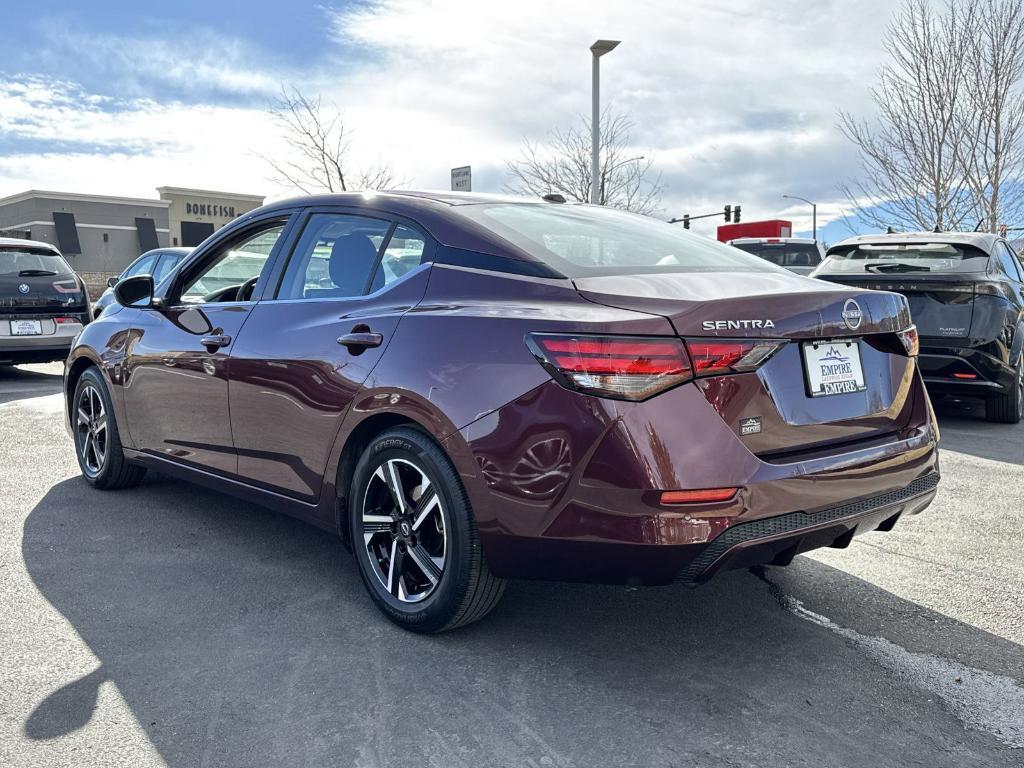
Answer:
top-left (590, 39), bottom-right (620, 205)
top-left (782, 194), bottom-right (817, 241)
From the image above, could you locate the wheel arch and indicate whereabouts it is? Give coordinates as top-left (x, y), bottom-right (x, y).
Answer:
top-left (64, 352), bottom-right (103, 429)
top-left (332, 411), bottom-right (434, 543)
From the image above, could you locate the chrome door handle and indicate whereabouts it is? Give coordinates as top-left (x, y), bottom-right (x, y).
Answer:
top-left (201, 334), bottom-right (232, 351)
top-left (337, 332), bottom-right (383, 350)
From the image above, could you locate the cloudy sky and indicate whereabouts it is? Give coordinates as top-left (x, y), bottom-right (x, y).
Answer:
top-left (0, 0), bottom-right (899, 243)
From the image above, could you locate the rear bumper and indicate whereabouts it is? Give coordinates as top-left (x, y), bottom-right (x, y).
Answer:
top-left (919, 345), bottom-right (1017, 397)
top-left (0, 334), bottom-right (76, 363)
top-left (481, 473), bottom-right (938, 585)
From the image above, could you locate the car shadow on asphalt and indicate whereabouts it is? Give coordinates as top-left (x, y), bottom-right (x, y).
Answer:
top-left (932, 397), bottom-right (1024, 466)
top-left (21, 475), bottom-right (1022, 767)
top-left (0, 364), bottom-right (64, 407)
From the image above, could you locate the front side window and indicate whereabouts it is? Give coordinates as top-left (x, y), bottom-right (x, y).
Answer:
top-left (278, 214), bottom-right (392, 300)
top-left (454, 203), bottom-right (780, 277)
top-left (818, 242), bottom-right (990, 275)
top-left (180, 223), bottom-right (286, 304)
top-left (0, 247), bottom-right (72, 276)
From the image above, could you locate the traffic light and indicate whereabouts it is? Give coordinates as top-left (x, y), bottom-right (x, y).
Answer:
top-left (683, 214), bottom-right (690, 229)
top-left (724, 205), bottom-right (732, 223)
top-left (734, 205), bottom-right (741, 223)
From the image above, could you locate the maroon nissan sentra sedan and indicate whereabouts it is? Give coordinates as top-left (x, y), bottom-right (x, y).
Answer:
top-left (64, 191), bottom-right (939, 632)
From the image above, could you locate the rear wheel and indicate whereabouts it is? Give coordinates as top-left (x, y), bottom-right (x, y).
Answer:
top-left (73, 367), bottom-right (147, 489)
top-left (985, 355), bottom-right (1023, 424)
top-left (349, 427), bottom-right (505, 633)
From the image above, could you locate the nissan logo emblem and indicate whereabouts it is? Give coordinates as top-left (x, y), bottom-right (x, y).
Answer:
top-left (18, 283), bottom-right (30, 294)
top-left (842, 299), bottom-right (864, 330)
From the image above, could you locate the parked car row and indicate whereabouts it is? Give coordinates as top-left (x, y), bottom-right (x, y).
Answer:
top-left (2, 194), bottom-right (1018, 633)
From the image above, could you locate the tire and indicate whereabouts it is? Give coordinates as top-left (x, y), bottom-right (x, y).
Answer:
top-left (72, 367), bottom-right (147, 489)
top-left (985, 355), bottom-right (1023, 424)
top-left (348, 426), bottom-right (505, 633)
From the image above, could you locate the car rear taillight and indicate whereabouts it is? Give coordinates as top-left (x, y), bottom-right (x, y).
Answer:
top-left (53, 316), bottom-right (79, 324)
top-left (526, 334), bottom-right (693, 401)
top-left (685, 340), bottom-right (785, 376)
top-left (52, 279), bottom-right (81, 294)
top-left (897, 325), bottom-right (919, 357)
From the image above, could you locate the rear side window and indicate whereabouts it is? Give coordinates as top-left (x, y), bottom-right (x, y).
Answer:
top-left (0, 247), bottom-right (72, 276)
top-left (818, 242), bottom-right (990, 275)
top-left (454, 203), bottom-right (780, 277)
top-left (994, 242), bottom-right (1023, 281)
top-left (732, 242), bottom-right (821, 268)
top-left (277, 214), bottom-right (392, 300)
top-left (369, 225), bottom-right (427, 292)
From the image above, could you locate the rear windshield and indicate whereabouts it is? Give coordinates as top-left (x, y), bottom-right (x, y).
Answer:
top-left (732, 242), bottom-right (821, 268)
top-left (817, 242), bottom-right (989, 275)
top-left (455, 203), bottom-right (783, 277)
top-left (0, 247), bottom-right (72, 276)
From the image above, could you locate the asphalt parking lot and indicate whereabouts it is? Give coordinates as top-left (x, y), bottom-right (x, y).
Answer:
top-left (0, 362), bottom-right (1021, 768)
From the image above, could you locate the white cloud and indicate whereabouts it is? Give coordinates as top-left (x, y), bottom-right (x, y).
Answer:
top-left (1, 0), bottom-right (899, 235)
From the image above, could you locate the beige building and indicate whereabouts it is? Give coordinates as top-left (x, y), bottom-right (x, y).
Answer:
top-left (0, 186), bottom-right (266, 296)
top-left (156, 187), bottom-right (265, 248)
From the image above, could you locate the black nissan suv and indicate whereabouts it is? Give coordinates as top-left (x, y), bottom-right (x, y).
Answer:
top-left (813, 232), bottom-right (1024, 423)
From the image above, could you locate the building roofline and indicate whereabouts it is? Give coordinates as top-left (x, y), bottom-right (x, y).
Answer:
top-left (156, 186), bottom-right (265, 202)
top-left (0, 189), bottom-right (172, 208)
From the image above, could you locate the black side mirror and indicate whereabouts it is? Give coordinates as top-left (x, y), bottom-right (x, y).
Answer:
top-left (114, 274), bottom-right (155, 308)
top-left (106, 276), bottom-right (119, 288)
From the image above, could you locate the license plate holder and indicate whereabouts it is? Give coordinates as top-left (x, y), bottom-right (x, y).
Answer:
top-left (802, 339), bottom-right (867, 397)
top-left (10, 319), bottom-right (42, 336)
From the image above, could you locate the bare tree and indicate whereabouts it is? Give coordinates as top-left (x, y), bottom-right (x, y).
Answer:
top-left (261, 86), bottom-right (406, 193)
top-left (839, 0), bottom-right (978, 231)
top-left (960, 0), bottom-right (1024, 232)
top-left (505, 109), bottom-right (664, 215)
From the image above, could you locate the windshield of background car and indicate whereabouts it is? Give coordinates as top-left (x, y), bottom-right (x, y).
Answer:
top-left (817, 242), bottom-right (990, 275)
top-left (733, 242), bottom-right (821, 268)
top-left (0, 247), bottom-right (73, 276)
top-left (455, 203), bottom-right (785, 276)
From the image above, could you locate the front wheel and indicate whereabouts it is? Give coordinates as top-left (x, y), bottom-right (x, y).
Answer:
top-left (349, 427), bottom-right (505, 633)
top-left (985, 355), bottom-right (1023, 424)
top-left (73, 367), bottom-right (146, 489)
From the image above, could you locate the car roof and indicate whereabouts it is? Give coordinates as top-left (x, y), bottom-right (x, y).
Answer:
top-left (830, 231), bottom-right (1001, 255)
top-left (260, 189), bottom-right (553, 212)
top-left (730, 237), bottom-right (817, 245)
top-left (250, 190), bottom-right (586, 270)
top-left (142, 247), bottom-right (191, 257)
top-left (0, 236), bottom-right (61, 254)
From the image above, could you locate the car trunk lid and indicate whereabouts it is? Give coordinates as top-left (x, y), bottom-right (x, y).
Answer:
top-left (573, 270), bottom-right (919, 459)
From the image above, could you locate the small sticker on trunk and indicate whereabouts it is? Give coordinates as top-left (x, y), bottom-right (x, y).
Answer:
top-left (739, 416), bottom-right (762, 436)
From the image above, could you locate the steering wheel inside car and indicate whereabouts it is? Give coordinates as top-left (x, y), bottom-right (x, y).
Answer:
top-left (237, 275), bottom-right (259, 302)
